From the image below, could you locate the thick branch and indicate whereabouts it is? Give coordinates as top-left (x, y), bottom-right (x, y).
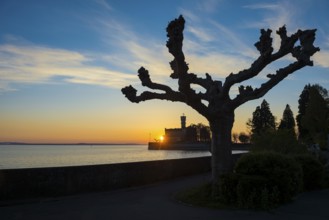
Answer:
top-left (166, 15), bottom-right (189, 79)
top-left (122, 67), bottom-right (209, 117)
top-left (137, 67), bottom-right (173, 93)
top-left (185, 72), bottom-right (225, 103)
top-left (229, 28), bottom-right (319, 109)
top-left (187, 73), bottom-right (213, 88)
top-left (122, 67), bottom-right (185, 103)
top-left (122, 85), bottom-right (185, 103)
top-left (222, 26), bottom-right (319, 98)
top-left (165, 15), bottom-right (213, 113)
top-left (231, 60), bottom-right (308, 108)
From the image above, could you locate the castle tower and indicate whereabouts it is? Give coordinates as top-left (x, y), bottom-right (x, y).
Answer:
top-left (181, 114), bottom-right (186, 129)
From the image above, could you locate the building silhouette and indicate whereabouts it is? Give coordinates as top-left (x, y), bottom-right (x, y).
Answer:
top-left (164, 114), bottom-right (210, 143)
top-left (149, 114), bottom-right (249, 151)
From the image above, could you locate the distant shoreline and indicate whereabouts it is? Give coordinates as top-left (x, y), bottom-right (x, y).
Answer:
top-left (0, 142), bottom-right (143, 146)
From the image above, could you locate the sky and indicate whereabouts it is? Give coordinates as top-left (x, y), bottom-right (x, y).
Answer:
top-left (0, 0), bottom-right (328, 144)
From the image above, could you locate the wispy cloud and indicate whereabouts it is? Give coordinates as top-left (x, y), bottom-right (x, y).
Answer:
top-left (243, 1), bottom-right (328, 70)
top-left (210, 21), bottom-right (258, 58)
top-left (98, 12), bottom-right (256, 85)
top-left (196, 0), bottom-right (222, 13)
top-left (0, 14), bottom-right (175, 92)
top-left (184, 50), bottom-right (252, 77)
top-left (178, 8), bottom-right (201, 23)
top-left (326, 36), bottom-right (329, 48)
top-left (186, 26), bottom-right (215, 42)
top-left (243, 2), bottom-right (294, 29)
top-left (0, 44), bottom-right (136, 92)
top-left (95, 17), bottom-right (174, 79)
top-left (180, 9), bottom-right (257, 77)
top-left (243, 1), bottom-right (296, 51)
top-left (2, 0), bottom-right (326, 94)
top-left (244, 3), bottom-right (280, 10)
top-left (94, 0), bottom-right (113, 12)
top-left (313, 50), bottom-right (329, 68)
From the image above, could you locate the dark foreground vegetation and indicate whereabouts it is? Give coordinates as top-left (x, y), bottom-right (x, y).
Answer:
top-left (178, 83), bottom-right (329, 210)
top-left (177, 151), bottom-right (328, 210)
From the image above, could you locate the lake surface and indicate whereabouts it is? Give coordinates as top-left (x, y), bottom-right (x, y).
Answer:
top-left (0, 144), bottom-right (213, 169)
top-left (0, 144), bottom-right (246, 170)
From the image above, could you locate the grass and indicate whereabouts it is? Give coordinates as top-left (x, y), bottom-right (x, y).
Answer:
top-left (175, 182), bottom-right (235, 210)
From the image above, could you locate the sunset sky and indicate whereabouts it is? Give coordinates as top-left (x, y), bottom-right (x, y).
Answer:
top-left (0, 0), bottom-right (328, 144)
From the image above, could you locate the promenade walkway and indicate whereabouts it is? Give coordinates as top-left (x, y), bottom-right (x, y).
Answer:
top-left (1, 173), bottom-right (329, 220)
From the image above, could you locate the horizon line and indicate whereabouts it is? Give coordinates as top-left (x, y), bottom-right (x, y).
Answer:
top-left (0, 142), bottom-right (144, 145)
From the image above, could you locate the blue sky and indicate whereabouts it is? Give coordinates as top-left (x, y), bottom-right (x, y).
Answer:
top-left (0, 0), bottom-right (328, 143)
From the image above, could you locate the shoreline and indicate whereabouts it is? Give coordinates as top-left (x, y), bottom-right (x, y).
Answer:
top-left (0, 142), bottom-right (143, 146)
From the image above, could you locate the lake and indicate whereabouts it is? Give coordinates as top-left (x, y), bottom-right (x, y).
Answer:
top-left (0, 144), bottom-right (211, 169)
top-left (0, 144), bottom-right (246, 170)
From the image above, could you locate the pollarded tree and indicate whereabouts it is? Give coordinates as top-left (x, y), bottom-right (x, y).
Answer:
top-left (122, 15), bottom-right (319, 183)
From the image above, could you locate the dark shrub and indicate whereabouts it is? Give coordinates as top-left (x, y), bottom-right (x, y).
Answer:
top-left (235, 152), bottom-right (303, 203)
top-left (219, 173), bottom-right (280, 209)
top-left (236, 174), bottom-right (279, 209)
top-left (251, 130), bottom-right (308, 155)
top-left (218, 173), bottom-right (240, 205)
top-left (294, 154), bottom-right (325, 190)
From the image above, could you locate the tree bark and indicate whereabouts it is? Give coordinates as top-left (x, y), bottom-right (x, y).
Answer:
top-left (209, 111), bottom-right (235, 182)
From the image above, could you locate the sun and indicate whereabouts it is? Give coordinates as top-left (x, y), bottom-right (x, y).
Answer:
top-left (159, 135), bottom-right (164, 142)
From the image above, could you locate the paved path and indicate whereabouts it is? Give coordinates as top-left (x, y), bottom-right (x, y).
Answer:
top-left (1, 173), bottom-right (329, 220)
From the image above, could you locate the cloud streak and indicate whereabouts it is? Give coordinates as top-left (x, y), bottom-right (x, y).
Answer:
top-left (1, 0), bottom-right (327, 94)
top-left (0, 44), bottom-right (136, 92)
top-left (243, 1), bottom-right (294, 30)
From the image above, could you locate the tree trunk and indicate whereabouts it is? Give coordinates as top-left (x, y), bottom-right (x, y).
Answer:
top-left (209, 112), bottom-right (235, 183)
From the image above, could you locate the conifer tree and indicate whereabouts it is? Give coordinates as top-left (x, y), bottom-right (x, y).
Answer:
top-left (278, 104), bottom-right (296, 132)
top-left (297, 84), bottom-right (328, 141)
top-left (302, 87), bottom-right (329, 148)
top-left (249, 100), bottom-right (276, 135)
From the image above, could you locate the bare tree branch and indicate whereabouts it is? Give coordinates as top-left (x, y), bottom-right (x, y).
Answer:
top-left (166, 15), bottom-right (205, 104)
top-left (121, 67), bottom-right (186, 103)
top-left (166, 15), bottom-right (189, 79)
top-left (121, 66), bottom-right (210, 115)
top-left (225, 26), bottom-right (319, 109)
top-left (222, 26), bottom-right (316, 97)
top-left (231, 60), bottom-right (306, 108)
top-left (121, 86), bottom-right (185, 103)
top-left (137, 67), bottom-right (173, 93)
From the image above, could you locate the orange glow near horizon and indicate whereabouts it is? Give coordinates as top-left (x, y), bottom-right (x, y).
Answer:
top-left (0, 113), bottom-right (249, 144)
top-left (0, 101), bottom-right (250, 144)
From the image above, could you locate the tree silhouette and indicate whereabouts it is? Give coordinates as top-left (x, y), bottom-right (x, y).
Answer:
top-left (248, 100), bottom-right (276, 135)
top-left (238, 132), bottom-right (250, 144)
top-left (122, 15), bottom-right (319, 183)
top-left (301, 87), bottom-right (329, 148)
top-left (278, 104), bottom-right (296, 133)
top-left (297, 84), bottom-right (328, 141)
top-left (297, 84), bottom-right (312, 139)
